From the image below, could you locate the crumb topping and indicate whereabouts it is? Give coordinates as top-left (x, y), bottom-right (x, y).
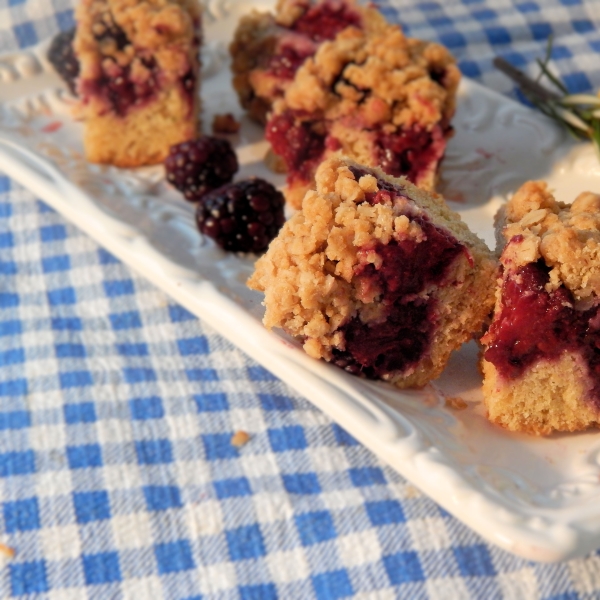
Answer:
top-left (230, 0), bottom-right (387, 123)
top-left (500, 181), bottom-right (600, 299)
top-left (275, 0), bottom-right (308, 27)
top-left (75, 0), bottom-right (201, 116)
top-left (77, 0), bottom-right (201, 52)
top-left (274, 24), bottom-right (460, 131)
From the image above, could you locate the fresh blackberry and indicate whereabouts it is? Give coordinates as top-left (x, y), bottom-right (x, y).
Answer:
top-left (165, 137), bottom-right (239, 201)
top-left (196, 178), bottom-right (285, 253)
top-left (47, 28), bottom-right (80, 95)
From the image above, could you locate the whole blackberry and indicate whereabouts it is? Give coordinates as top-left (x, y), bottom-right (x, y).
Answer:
top-left (165, 137), bottom-right (239, 201)
top-left (196, 178), bottom-right (285, 253)
top-left (47, 28), bottom-right (80, 95)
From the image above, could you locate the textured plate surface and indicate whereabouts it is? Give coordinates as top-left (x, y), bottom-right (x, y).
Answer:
top-left (2, 0), bottom-right (600, 563)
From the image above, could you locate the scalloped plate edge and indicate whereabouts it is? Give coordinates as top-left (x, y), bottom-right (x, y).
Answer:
top-left (0, 126), bottom-right (593, 562)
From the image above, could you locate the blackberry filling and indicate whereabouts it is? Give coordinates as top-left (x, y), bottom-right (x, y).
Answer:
top-left (80, 56), bottom-right (158, 117)
top-left (332, 170), bottom-right (466, 378)
top-left (428, 67), bottom-right (448, 86)
top-left (265, 111), bottom-right (326, 182)
top-left (80, 14), bottom-right (196, 117)
top-left (79, 18), bottom-right (158, 116)
top-left (267, 111), bottom-right (449, 190)
top-left (376, 124), bottom-right (447, 183)
top-left (291, 0), bottom-right (362, 42)
top-left (93, 15), bottom-right (129, 49)
top-left (180, 68), bottom-right (197, 93)
top-left (264, 0), bottom-right (362, 81)
top-left (484, 245), bottom-right (600, 405)
top-left (268, 44), bottom-right (315, 79)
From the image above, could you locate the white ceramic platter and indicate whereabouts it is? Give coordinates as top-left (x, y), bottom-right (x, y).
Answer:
top-left (2, 0), bottom-right (600, 563)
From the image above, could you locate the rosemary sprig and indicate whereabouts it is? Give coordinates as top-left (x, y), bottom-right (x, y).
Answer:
top-left (493, 36), bottom-right (600, 159)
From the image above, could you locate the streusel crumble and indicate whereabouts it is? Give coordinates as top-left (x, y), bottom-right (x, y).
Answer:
top-left (248, 157), bottom-right (496, 388)
top-left (230, 0), bottom-right (386, 124)
top-left (481, 182), bottom-right (600, 435)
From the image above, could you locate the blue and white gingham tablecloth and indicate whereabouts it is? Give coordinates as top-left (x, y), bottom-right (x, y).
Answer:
top-left (0, 0), bottom-right (600, 598)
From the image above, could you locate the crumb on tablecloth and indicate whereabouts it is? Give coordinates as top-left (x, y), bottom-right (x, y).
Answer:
top-left (231, 430), bottom-right (251, 447)
top-left (0, 543), bottom-right (16, 559)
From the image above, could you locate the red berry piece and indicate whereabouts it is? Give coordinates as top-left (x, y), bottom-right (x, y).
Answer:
top-left (47, 28), bottom-right (80, 95)
top-left (291, 0), bottom-right (361, 43)
top-left (196, 178), bottom-right (285, 253)
top-left (165, 137), bottom-right (239, 202)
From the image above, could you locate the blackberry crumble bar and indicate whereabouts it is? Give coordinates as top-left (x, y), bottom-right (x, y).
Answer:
top-left (264, 18), bottom-right (460, 208)
top-left (74, 0), bottom-right (202, 167)
top-left (481, 182), bottom-right (600, 435)
top-left (248, 157), bottom-right (496, 388)
top-left (230, 0), bottom-right (386, 124)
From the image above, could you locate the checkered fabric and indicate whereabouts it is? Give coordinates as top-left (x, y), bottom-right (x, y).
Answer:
top-left (1, 0), bottom-right (600, 598)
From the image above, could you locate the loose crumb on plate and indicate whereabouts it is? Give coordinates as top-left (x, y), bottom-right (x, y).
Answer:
top-left (212, 113), bottom-right (241, 134)
top-left (445, 396), bottom-right (468, 410)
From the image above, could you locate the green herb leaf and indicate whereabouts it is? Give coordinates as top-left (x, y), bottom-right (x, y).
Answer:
top-left (494, 37), bottom-right (600, 155)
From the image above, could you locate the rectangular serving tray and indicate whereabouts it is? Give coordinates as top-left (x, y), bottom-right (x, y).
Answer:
top-left (2, 1), bottom-right (600, 561)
